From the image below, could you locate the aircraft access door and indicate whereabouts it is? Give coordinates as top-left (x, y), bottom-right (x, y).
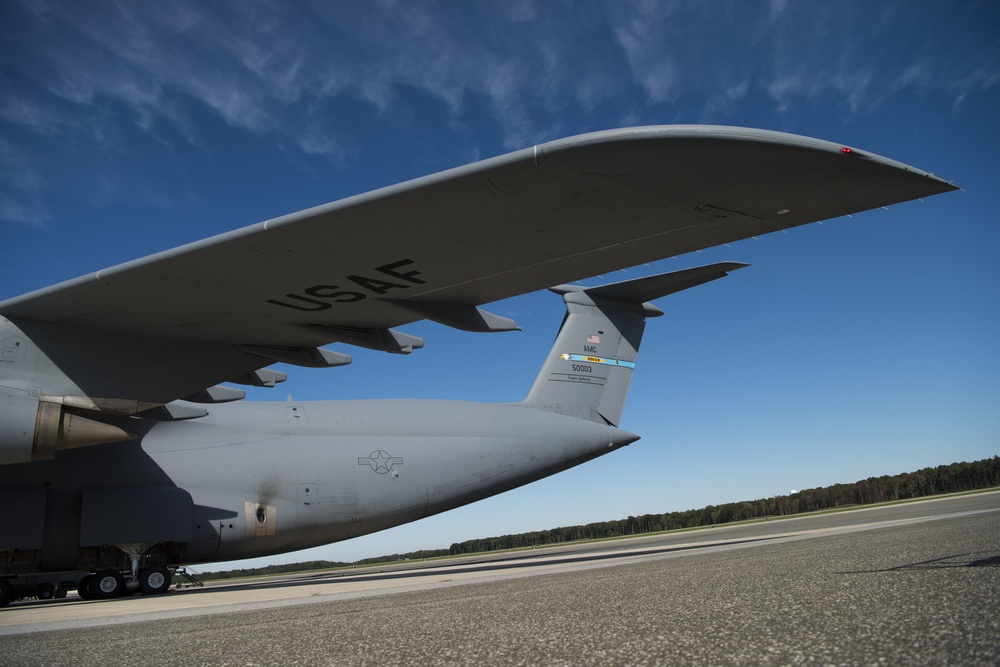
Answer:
top-left (297, 483), bottom-right (316, 531)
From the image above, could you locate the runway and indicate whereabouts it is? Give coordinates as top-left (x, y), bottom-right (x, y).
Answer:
top-left (2, 491), bottom-right (998, 665)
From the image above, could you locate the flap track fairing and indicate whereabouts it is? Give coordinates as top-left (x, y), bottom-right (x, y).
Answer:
top-left (305, 324), bottom-right (425, 354)
top-left (230, 369), bottom-right (288, 387)
top-left (390, 301), bottom-right (520, 333)
top-left (182, 385), bottom-right (246, 403)
top-left (237, 344), bottom-right (352, 368)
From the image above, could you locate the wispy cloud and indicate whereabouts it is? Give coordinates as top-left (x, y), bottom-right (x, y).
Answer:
top-left (0, 0), bottom-right (996, 228)
top-left (608, 0), bottom-right (999, 122)
top-left (0, 195), bottom-right (48, 228)
top-left (0, 138), bottom-right (47, 227)
top-left (1, 2), bottom-right (626, 156)
top-left (7, 1), bottom-right (992, 146)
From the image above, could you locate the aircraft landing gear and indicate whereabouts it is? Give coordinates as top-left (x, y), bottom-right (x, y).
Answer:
top-left (0, 565), bottom-right (173, 606)
top-left (91, 569), bottom-right (126, 599)
top-left (0, 579), bottom-right (14, 607)
top-left (137, 565), bottom-right (172, 595)
top-left (76, 566), bottom-right (172, 600)
top-left (77, 575), bottom-right (94, 600)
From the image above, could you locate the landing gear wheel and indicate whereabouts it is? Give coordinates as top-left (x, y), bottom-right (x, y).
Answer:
top-left (0, 579), bottom-right (14, 608)
top-left (138, 565), bottom-right (172, 595)
top-left (91, 569), bottom-right (125, 599)
top-left (77, 575), bottom-right (94, 600)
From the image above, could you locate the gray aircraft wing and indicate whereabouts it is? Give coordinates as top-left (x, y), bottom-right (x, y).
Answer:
top-left (0, 126), bottom-right (956, 407)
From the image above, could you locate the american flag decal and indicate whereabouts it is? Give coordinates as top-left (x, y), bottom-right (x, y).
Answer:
top-left (587, 334), bottom-right (601, 344)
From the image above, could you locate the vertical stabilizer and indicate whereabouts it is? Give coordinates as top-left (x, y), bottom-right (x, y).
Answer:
top-left (523, 262), bottom-right (747, 426)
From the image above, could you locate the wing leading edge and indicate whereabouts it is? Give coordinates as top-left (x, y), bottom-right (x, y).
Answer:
top-left (0, 125), bottom-right (957, 406)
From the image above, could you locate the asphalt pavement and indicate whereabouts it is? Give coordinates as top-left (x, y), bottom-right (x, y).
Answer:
top-left (2, 492), bottom-right (998, 666)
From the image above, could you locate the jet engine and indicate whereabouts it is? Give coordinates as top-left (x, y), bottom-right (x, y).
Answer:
top-left (0, 388), bottom-right (138, 465)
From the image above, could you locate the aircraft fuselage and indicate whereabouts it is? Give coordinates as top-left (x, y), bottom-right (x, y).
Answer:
top-left (3, 399), bottom-right (637, 568)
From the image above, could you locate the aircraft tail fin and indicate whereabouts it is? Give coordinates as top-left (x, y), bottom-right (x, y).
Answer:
top-left (522, 262), bottom-right (747, 426)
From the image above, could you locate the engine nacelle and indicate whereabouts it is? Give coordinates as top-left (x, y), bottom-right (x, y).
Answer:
top-left (0, 389), bottom-right (139, 465)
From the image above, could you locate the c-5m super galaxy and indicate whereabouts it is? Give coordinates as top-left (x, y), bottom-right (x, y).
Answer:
top-left (0, 126), bottom-right (955, 605)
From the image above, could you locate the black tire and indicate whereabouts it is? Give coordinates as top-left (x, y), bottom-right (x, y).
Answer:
top-left (0, 578), bottom-right (14, 608)
top-left (138, 565), bottom-right (172, 595)
top-left (91, 569), bottom-right (125, 599)
top-left (77, 575), bottom-right (94, 600)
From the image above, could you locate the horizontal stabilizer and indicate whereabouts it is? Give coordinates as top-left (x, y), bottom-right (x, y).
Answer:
top-left (551, 262), bottom-right (749, 308)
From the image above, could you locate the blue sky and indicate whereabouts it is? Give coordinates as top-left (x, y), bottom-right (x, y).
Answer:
top-left (2, 1), bottom-right (998, 567)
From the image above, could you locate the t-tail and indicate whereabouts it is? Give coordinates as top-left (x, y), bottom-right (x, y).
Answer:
top-left (523, 262), bottom-right (748, 426)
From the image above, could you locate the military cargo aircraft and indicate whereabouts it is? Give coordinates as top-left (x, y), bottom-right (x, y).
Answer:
top-left (0, 126), bottom-right (956, 605)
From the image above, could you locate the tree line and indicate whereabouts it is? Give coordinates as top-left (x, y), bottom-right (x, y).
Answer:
top-left (446, 456), bottom-right (1000, 554)
top-left (199, 455), bottom-right (998, 579)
